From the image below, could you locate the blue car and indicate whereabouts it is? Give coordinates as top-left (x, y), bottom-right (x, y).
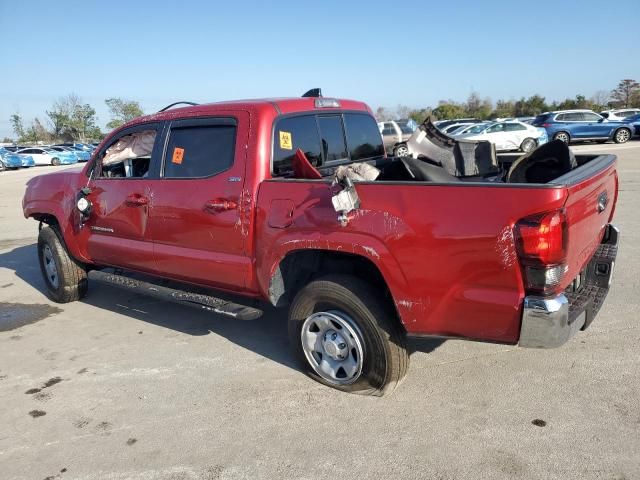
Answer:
top-left (532, 110), bottom-right (633, 145)
top-left (0, 147), bottom-right (34, 170)
top-left (623, 113), bottom-right (640, 138)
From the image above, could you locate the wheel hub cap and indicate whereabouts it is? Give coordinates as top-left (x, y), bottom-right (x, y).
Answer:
top-left (300, 311), bottom-right (364, 385)
top-left (42, 245), bottom-right (58, 288)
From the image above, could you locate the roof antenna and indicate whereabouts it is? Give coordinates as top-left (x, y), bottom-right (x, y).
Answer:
top-left (302, 88), bottom-right (322, 98)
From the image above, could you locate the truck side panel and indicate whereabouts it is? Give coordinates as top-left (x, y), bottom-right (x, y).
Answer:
top-left (255, 181), bottom-right (567, 343)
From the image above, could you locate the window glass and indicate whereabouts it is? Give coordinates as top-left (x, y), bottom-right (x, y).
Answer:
top-left (582, 112), bottom-right (602, 122)
top-left (318, 116), bottom-right (348, 163)
top-left (273, 115), bottom-right (322, 176)
top-left (164, 125), bottom-right (235, 178)
top-left (617, 111), bottom-right (635, 118)
top-left (343, 113), bottom-right (385, 161)
top-left (486, 123), bottom-right (505, 133)
top-left (564, 113), bottom-right (583, 121)
top-left (555, 114), bottom-right (566, 121)
top-left (99, 129), bottom-right (157, 178)
top-left (505, 123), bottom-right (526, 131)
top-left (382, 124), bottom-right (396, 135)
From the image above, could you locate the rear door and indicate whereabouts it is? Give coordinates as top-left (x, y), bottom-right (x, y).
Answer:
top-left (504, 122), bottom-right (528, 150)
top-left (147, 113), bottom-right (250, 290)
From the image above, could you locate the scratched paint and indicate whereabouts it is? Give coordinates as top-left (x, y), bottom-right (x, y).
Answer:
top-left (495, 225), bottom-right (518, 269)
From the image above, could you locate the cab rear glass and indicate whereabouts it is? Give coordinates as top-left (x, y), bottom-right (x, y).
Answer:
top-left (272, 112), bottom-right (384, 177)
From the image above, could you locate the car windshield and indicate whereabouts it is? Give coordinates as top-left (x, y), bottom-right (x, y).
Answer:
top-left (396, 120), bottom-right (417, 134)
top-left (465, 124), bottom-right (489, 134)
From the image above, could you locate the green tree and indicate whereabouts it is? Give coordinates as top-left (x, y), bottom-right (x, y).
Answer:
top-left (105, 97), bottom-right (144, 129)
top-left (611, 79), bottom-right (639, 107)
top-left (408, 108), bottom-right (432, 123)
top-left (432, 101), bottom-right (465, 120)
top-left (492, 100), bottom-right (515, 118)
top-left (10, 114), bottom-right (25, 139)
top-left (1, 137), bottom-right (13, 143)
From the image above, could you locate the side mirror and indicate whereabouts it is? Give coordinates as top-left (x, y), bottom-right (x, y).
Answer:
top-left (598, 118), bottom-right (605, 123)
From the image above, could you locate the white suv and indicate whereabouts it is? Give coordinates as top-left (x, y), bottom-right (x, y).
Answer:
top-left (600, 109), bottom-right (640, 121)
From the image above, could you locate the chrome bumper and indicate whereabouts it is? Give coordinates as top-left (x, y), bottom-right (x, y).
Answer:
top-left (519, 224), bottom-right (619, 349)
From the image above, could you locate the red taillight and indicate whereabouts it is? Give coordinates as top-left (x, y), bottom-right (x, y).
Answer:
top-left (514, 209), bottom-right (568, 294)
top-left (542, 123), bottom-right (551, 128)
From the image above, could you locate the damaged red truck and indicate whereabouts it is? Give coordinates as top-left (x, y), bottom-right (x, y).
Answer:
top-left (23, 93), bottom-right (619, 395)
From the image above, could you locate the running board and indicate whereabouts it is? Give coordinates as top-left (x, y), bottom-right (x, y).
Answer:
top-left (90, 271), bottom-right (263, 320)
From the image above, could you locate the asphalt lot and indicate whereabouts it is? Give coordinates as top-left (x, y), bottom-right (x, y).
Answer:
top-left (1, 143), bottom-right (639, 480)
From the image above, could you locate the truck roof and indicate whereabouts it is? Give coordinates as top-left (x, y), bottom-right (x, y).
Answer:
top-left (128, 97), bottom-right (372, 127)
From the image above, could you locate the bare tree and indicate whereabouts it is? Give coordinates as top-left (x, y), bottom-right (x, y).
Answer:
top-left (591, 90), bottom-right (610, 109)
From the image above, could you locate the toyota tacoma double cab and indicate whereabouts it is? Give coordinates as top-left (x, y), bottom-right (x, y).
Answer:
top-left (23, 91), bottom-right (619, 395)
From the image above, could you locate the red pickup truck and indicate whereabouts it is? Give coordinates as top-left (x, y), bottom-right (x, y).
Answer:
top-left (23, 93), bottom-right (619, 395)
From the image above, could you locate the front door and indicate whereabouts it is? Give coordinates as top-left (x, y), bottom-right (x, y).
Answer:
top-left (147, 113), bottom-right (250, 291)
top-left (84, 123), bottom-right (164, 273)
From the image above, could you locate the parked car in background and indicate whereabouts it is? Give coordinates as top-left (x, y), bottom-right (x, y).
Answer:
top-left (434, 118), bottom-right (482, 130)
top-left (15, 147), bottom-right (78, 166)
top-left (49, 145), bottom-right (91, 162)
top-left (622, 113), bottom-right (640, 137)
top-left (0, 147), bottom-right (34, 170)
top-left (532, 110), bottom-right (632, 144)
top-left (600, 108), bottom-right (640, 121)
top-left (378, 119), bottom-right (418, 156)
top-left (452, 122), bottom-right (491, 136)
top-left (441, 123), bottom-right (476, 135)
top-left (457, 121), bottom-right (546, 152)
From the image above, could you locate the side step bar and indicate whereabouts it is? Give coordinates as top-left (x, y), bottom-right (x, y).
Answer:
top-left (90, 271), bottom-right (263, 321)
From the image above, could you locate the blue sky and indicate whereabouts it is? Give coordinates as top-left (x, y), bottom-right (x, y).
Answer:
top-left (0, 0), bottom-right (638, 138)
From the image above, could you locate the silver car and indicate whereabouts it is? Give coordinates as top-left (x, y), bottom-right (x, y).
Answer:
top-left (377, 119), bottom-right (417, 156)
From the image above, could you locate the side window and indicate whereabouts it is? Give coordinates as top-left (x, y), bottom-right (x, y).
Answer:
top-left (382, 123), bottom-right (395, 135)
top-left (505, 123), bottom-right (526, 131)
top-left (273, 115), bottom-right (322, 176)
top-left (99, 129), bottom-right (157, 179)
top-left (555, 114), bottom-right (567, 121)
top-left (564, 113), bottom-right (583, 121)
top-left (582, 112), bottom-right (602, 122)
top-left (486, 123), bottom-right (505, 133)
top-left (164, 125), bottom-right (236, 179)
top-left (318, 115), bottom-right (348, 163)
top-left (343, 113), bottom-right (385, 161)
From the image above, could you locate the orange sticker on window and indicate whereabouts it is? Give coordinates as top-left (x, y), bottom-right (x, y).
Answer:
top-left (172, 147), bottom-right (185, 164)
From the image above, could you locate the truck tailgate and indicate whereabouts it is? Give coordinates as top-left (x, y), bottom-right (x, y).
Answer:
top-left (558, 155), bottom-right (618, 288)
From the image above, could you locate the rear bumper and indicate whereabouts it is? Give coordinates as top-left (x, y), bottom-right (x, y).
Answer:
top-left (519, 224), bottom-right (619, 348)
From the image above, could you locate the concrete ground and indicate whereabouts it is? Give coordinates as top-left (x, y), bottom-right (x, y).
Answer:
top-left (1, 143), bottom-right (638, 480)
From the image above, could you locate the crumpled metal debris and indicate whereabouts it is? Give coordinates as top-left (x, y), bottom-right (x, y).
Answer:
top-left (333, 162), bottom-right (380, 183)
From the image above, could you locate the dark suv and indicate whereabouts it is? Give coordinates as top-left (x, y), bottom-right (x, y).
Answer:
top-left (532, 110), bottom-right (632, 144)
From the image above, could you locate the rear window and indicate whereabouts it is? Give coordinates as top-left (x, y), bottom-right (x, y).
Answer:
top-left (532, 114), bottom-right (550, 125)
top-left (272, 113), bottom-right (384, 176)
top-left (343, 113), bottom-right (384, 161)
top-left (164, 125), bottom-right (236, 178)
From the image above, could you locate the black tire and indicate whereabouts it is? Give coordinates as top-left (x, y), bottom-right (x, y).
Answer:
top-left (520, 137), bottom-right (537, 153)
top-left (37, 226), bottom-right (88, 303)
top-left (553, 131), bottom-right (570, 144)
top-left (0, 160), bottom-right (5, 171)
top-left (288, 274), bottom-right (409, 396)
top-left (51, 157), bottom-right (60, 166)
top-left (613, 128), bottom-right (631, 144)
top-left (393, 143), bottom-right (409, 157)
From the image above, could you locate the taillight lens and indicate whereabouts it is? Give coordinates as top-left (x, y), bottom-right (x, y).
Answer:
top-left (514, 209), bottom-right (568, 294)
top-left (542, 123), bottom-right (551, 128)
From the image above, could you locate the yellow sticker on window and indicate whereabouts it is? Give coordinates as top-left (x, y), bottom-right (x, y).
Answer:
top-left (172, 147), bottom-right (184, 164)
top-left (279, 131), bottom-right (292, 150)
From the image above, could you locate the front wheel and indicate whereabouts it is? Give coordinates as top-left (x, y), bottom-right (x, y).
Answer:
top-left (520, 137), bottom-right (537, 153)
top-left (38, 226), bottom-right (88, 303)
top-left (288, 274), bottom-right (409, 396)
top-left (614, 128), bottom-right (631, 144)
top-left (393, 143), bottom-right (410, 157)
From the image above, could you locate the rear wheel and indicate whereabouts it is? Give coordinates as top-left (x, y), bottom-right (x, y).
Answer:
top-left (288, 274), bottom-right (409, 395)
top-left (614, 128), bottom-right (631, 144)
top-left (393, 143), bottom-right (409, 157)
top-left (553, 131), bottom-right (570, 144)
top-left (520, 137), bottom-right (537, 153)
top-left (0, 160), bottom-right (5, 171)
top-left (51, 157), bottom-right (60, 166)
top-left (38, 226), bottom-right (87, 303)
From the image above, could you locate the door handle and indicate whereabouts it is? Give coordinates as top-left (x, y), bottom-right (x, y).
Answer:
top-left (204, 198), bottom-right (237, 213)
top-left (125, 194), bottom-right (149, 206)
